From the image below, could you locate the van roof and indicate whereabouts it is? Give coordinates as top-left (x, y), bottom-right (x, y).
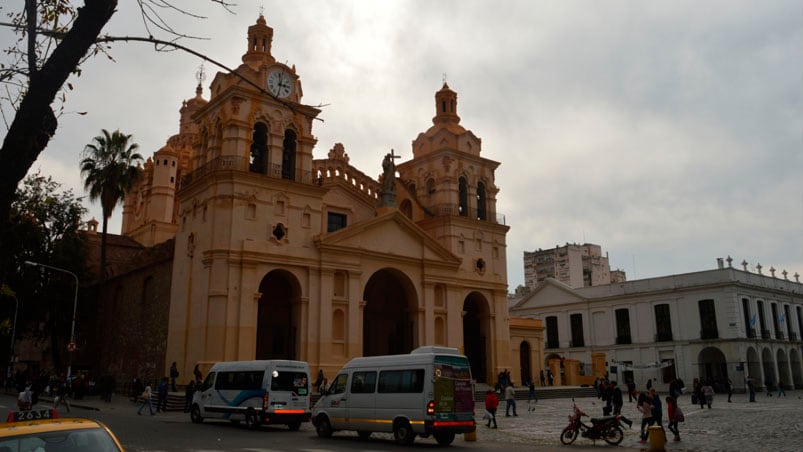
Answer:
top-left (208, 360), bottom-right (310, 372)
top-left (343, 348), bottom-right (467, 369)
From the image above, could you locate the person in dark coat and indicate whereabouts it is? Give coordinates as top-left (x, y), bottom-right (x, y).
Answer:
top-left (184, 380), bottom-right (195, 412)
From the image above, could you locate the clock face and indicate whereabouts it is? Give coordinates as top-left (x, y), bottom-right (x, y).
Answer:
top-left (267, 69), bottom-right (293, 98)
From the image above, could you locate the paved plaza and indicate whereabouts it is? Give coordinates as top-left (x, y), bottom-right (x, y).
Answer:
top-left (11, 389), bottom-right (803, 451)
top-left (474, 390), bottom-right (803, 451)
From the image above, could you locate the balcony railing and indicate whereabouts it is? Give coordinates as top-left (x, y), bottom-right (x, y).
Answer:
top-left (570, 340), bottom-right (585, 348)
top-left (700, 328), bottom-right (719, 340)
top-left (546, 340), bottom-right (560, 349)
top-left (790, 332), bottom-right (799, 341)
top-left (655, 332), bottom-right (673, 342)
top-left (776, 331), bottom-right (785, 340)
top-left (181, 156), bottom-right (316, 188)
top-left (428, 203), bottom-right (506, 225)
top-left (616, 335), bottom-right (632, 345)
top-left (761, 329), bottom-right (771, 339)
top-left (747, 328), bottom-right (756, 338)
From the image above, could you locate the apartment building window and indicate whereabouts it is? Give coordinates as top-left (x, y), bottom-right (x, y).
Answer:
top-left (615, 309), bottom-right (632, 344)
top-left (570, 313), bottom-right (584, 347)
top-left (698, 299), bottom-right (718, 339)
top-left (742, 298), bottom-right (755, 338)
top-left (546, 316), bottom-right (559, 349)
top-left (654, 304), bottom-right (673, 342)
top-left (771, 303), bottom-right (783, 340)
top-left (757, 300), bottom-right (769, 339)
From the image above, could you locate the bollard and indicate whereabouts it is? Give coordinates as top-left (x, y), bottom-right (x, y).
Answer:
top-left (647, 425), bottom-right (666, 452)
top-left (464, 428), bottom-right (477, 441)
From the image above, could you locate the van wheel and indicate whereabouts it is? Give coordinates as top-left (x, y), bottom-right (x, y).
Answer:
top-left (434, 432), bottom-right (455, 446)
top-left (315, 415), bottom-right (333, 438)
top-left (288, 422), bottom-right (301, 431)
top-left (245, 412), bottom-right (259, 430)
top-left (190, 405), bottom-right (203, 424)
top-left (357, 431), bottom-right (372, 439)
top-left (393, 421), bottom-right (415, 445)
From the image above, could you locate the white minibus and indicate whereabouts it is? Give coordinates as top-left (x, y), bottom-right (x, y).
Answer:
top-left (312, 346), bottom-right (475, 446)
top-left (190, 360), bottom-right (311, 430)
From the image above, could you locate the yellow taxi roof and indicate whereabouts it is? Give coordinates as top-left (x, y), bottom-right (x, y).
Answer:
top-left (0, 418), bottom-right (108, 437)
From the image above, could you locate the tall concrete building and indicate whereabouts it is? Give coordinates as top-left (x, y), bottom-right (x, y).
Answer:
top-left (523, 243), bottom-right (624, 290)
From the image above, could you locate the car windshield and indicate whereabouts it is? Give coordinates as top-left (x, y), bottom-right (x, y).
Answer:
top-left (0, 427), bottom-right (121, 452)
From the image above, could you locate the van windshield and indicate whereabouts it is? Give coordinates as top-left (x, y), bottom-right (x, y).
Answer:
top-left (271, 371), bottom-right (309, 395)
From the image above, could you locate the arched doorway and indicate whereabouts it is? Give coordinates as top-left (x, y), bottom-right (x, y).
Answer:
top-left (761, 347), bottom-right (776, 388)
top-left (362, 268), bottom-right (418, 356)
top-left (789, 349), bottom-right (802, 388)
top-left (256, 270), bottom-right (302, 360)
top-left (463, 293), bottom-right (490, 383)
top-left (746, 346), bottom-right (761, 380)
top-left (519, 341), bottom-right (532, 385)
top-left (697, 347), bottom-right (728, 382)
top-left (776, 349), bottom-right (791, 388)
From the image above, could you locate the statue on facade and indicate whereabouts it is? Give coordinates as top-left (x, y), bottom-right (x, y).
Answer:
top-left (378, 149), bottom-right (400, 208)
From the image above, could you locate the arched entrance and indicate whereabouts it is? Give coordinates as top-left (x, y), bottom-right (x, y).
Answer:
top-left (776, 349), bottom-right (790, 388)
top-left (256, 270), bottom-right (302, 360)
top-left (789, 349), bottom-right (802, 388)
top-left (519, 341), bottom-right (532, 385)
top-left (761, 347), bottom-right (776, 388)
top-left (746, 347), bottom-right (761, 380)
top-left (463, 293), bottom-right (491, 383)
top-left (362, 268), bottom-right (418, 356)
top-left (697, 347), bottom-right (728, 382)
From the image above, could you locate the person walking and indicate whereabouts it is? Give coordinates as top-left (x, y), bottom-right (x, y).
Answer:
top-left (637, 392), bottom-right (655, 443)
top-left (527, 380), bottom-right (537, 411)
top-left (52, 376), bottom-right (71, 413)
top-left (650, 388), bottom-right (663, 427)
top-left (765, 377), bottom-right (773, 396)
top-left (725, 378), bottom-right (733, 402)
top-left (702, 381), bottom-right (714, 408)
top-left (666, 395), bottom-right (683, 442)
top-left (777, 380), bottom-right (786, 396)
top-left (193, 364), bottom-right (203, 384)
top-left (169, 362), bottom-right (179, 392)
top-left (156, 377), bottom-right (169, 413)
top-left (184, 380), bottom-right (195, 413)
top-left (137, 381), bottom-right (154, 415)
top-left (627, 380), bottom-right (636, 402)
top-left (539, 370), bottom-right (546, 387)
top-left (484, 389), bottom-right (499, 428)
top-left (747, 378), bottom-right (756, 402)
top-left (504, 383), bottom-right (518, 417)
top-left (611, 382), bottom-right (633, 427)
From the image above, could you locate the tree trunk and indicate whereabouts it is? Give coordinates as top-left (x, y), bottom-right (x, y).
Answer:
top-left (0, 0), bottom-right (118, 283)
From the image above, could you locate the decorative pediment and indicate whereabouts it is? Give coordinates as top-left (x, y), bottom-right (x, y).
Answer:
top-left (316, 210), bottom-right (461, 267)
top-left (511, 278), bottom-right (586, 311)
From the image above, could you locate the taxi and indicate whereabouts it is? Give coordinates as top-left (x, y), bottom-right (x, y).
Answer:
top-left (0, 409), bottom-right (124, 452)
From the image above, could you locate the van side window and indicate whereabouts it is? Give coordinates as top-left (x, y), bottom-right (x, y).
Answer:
top-left (378, 369), bottom-right (425, 393)
top-left (271, 371), bottom-right (310, 395)
top-left (330, 374), bottom-right (349, 395)
top-left (350, 371), bottom-right (377, 394)
top-left (217, 371), bottom-right (263, 390)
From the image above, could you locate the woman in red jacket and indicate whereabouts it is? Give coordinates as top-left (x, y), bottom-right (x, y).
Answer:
top-left (484, 389), bottom-right (499, 428)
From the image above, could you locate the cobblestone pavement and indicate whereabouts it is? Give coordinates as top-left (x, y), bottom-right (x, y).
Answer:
top-left (475, 391), bottom-right (803, 451)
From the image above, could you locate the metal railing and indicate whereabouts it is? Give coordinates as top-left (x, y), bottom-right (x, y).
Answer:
top-left (616, 335), bottom-right (632, 345)
top-left (700, 328), bottom-right (719, 340)
top-left (181, 156), bottom-right (315, 188)
top-left (655, 332), bottom-right (673, 342)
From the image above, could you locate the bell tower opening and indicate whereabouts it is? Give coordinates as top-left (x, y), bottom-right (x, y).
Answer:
top-left (281, 129), bottom-right (297, 180)
top-left (362, 268), bottom-right (418, 356)
top-left (249, 122), bottom-right (268, 174)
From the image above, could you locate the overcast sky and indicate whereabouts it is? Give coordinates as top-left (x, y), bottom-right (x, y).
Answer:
top-left (4, 0), bottom-right (802, 290)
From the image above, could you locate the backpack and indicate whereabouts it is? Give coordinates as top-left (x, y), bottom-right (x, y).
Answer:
top-left (674, 405), bottom-right (685, 422)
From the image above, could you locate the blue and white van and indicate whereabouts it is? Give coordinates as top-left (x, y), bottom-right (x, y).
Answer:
top-left (190, 360), bottom-right (311, 430)
top-left (312, 346), bottom-right (475, 446)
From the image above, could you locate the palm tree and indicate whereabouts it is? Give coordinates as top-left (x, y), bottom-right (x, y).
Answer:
top-left (80, 129), bottom-right (143, 281)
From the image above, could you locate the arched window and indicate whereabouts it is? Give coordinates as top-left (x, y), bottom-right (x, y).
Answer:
top-left (476, 181), bottom-right (487, 220)
top-left (458, 176), bottom-right (468, 217)
top-left (427, 178), bottom-right (436, 195)
top-left (281, 129), bottom-right (297, 180)
top-left (249, 122), bottom-right (268, 174)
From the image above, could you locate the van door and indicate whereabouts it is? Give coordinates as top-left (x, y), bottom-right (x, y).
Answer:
top-left (195, 372), bottom-right (220, 418)
top-left (346, 371), bottom-right (377, 433)
top-left (321, 373), bottom-right (349, 429)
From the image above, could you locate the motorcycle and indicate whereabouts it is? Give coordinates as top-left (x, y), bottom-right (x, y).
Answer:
top-left (559, 400), bottom-right (624, 445)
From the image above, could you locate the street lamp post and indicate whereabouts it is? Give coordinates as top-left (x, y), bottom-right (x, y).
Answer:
top-left (24, 261), bottom-right (79, 379)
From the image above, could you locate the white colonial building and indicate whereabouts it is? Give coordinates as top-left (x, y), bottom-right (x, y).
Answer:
top-left (510, 259), bottom-right (803, 392)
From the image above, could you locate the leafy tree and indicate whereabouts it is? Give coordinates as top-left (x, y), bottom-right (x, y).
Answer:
top-left (0, 0), bottom-right (234, 285)
top-left (3, 172), bottom-right (87, 371)
top-left (80, 129), bottom-right (142, 281)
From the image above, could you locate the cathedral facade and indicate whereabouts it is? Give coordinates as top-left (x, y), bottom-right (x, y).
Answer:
top-left (120, 16), bottom-right (542, 384)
